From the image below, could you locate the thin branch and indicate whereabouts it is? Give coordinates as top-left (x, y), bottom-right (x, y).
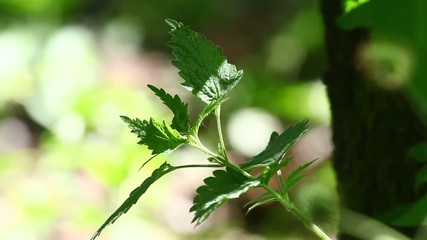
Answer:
top-left (138, 154), bottom-right (159, 171)
top-left (174, 164), bottom-right (223, 170)
top-left (215, 105), bottom-right (229, 160)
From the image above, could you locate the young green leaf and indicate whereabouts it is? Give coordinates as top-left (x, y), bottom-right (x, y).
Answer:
top-left (246, 196), bottom-right (277, 215)
top-left (165, 18), bottom-right (243, 103)
top-left (121, 116), bottom-right (187, 155)
top-left (91, 162), bottom-right (175, 240)
top-left (147, 85), bottom-right (190, 133)
top-left (243, 192), bottom-right (273, 209)
top-left (283, 159), bottom-right (316, 194)
top-left (259, 157), bottom-right (292, 184)
top-left (240, 120), bottom-right (309, 171)
top-left (190, 167), bottom-right (260, 225)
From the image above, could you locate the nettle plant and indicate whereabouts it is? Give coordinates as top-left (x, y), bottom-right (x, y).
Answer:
top-left (91, 19), bottom-right (331, 240)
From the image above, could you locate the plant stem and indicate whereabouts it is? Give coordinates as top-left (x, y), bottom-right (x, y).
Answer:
top-left (215, 105), bottom-right (229, 159)
top-left (190, 137), bottom-right (253, 178)
top-left (276, 170), bottom-right (287, 194)
top-left (174, 164), bottom-right (223, 170)
top-left (189, 136), bottom-right (220, 159)
top-left (262, 184), bottom-right (332, 240)
top-left (190, 99), bottom-right (224, 136)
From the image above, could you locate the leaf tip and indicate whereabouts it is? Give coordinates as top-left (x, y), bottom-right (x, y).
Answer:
top-left (165, 18), bottom-right (182, 30)
top-left (146, 84), bottom-right (156, 91)
top-left (120, 115), bottom-right (131, 122)
top-left (147, 84), bottom-right (162, 96)
top-left (90, 232), bottom-right (100, 240)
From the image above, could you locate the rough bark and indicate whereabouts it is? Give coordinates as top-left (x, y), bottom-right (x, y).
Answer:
top-left (321, 0), bottom-right (426, 238)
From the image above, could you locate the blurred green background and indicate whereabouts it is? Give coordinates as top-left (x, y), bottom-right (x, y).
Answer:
top-left (0, 0), bottom-right (341, 239)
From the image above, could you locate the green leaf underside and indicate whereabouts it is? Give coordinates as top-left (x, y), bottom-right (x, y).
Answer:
top-left (147, 85), bottom-right (190, 133)
top-left (165, 18), bottom-right (243, 103)
top-left (121, 116), bottom-right (187, 155)
top-left (283, 159), bottom-right (316, 193)
top-left (190, 167), bottom-right (260, 225)
top-left (91, 162), bottom-right (175, 240)
top-left (240, 120), bottom-right (309, 171)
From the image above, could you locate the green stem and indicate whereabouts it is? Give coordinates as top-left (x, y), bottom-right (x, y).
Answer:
top-left (190, 99), bottom-right (224, 136)
top-left (189, 136), bottom-right (220, 159)
top-left (174, 164), bottom-right (223, 170)
top-left (276, 170), bottom-right (287, 194)
top-left (190, 137), bottom-right (252, 178)
top-left (212, 105), bottom-right (254, 178)
top-left (262, 184), bottom-right (332, 240)
top-left (215, 105), bottom-right (229, 160)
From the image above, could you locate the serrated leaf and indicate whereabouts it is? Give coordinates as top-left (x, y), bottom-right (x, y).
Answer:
top-left (283, 160), bottom-right (316, 193)
top-left (240, 120), bottom-right (309, 171)
top-left (147, 85), bottom-right (190, 133)
top-left (91, 162), bottom-right (175, 240)
top-left (121, 116), bottom-right (187, 155)
top-left (165, 18), bottom-right (243, 103)
top-left (190, 167), bottom-right (260, 225)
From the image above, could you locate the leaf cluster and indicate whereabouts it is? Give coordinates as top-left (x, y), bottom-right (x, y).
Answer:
top-left (92, 19), bottom-right (328, 240)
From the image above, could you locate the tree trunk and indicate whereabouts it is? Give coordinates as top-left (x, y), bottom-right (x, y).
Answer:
top-left (321, 0), bottom-right (426, 238)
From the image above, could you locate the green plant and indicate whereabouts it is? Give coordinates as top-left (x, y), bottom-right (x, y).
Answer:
top-left (91, 19), bottom-right (331, 240)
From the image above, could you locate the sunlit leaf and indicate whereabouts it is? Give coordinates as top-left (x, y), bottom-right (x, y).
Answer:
top-left (240, 120), bottom-right (309, 171)
top-left (165, 18), bottom-right (243, 103)
top-left (121, 116), bottom-right (187, 155)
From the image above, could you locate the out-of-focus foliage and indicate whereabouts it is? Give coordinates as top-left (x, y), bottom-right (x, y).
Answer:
top-left (340, 0), bottom-right (427, 117)
top-left (378, 143), bottom-right (427, 227)
top-left (343, 0), bottom-right (370, 13)
top-left (336, 6), bottom-right (427, 240)
top-left (339, 0), bottom-right (427, 230)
